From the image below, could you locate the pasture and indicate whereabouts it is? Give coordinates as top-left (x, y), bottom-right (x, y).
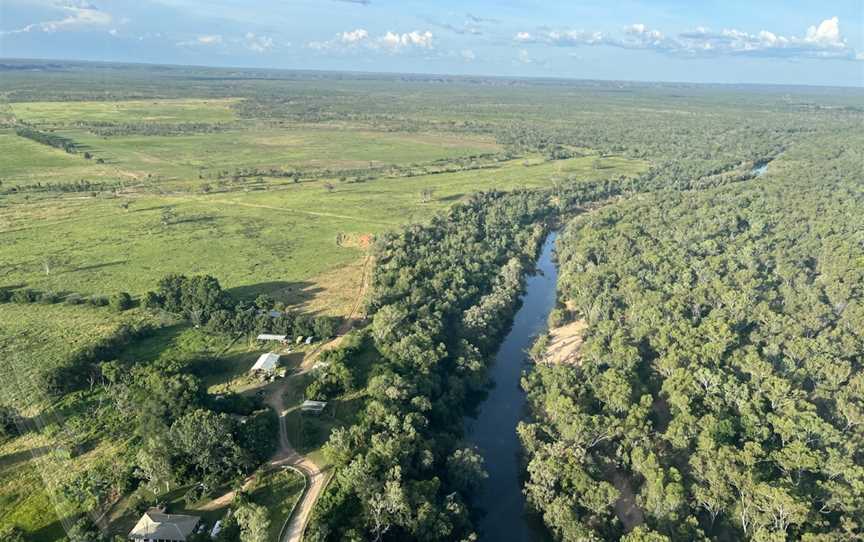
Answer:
top-left (9, 98), bottom-right (240, 125)
top-left (1, 144), bottom-right (645, 311)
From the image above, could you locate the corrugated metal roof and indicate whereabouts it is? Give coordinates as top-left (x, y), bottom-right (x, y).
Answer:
top-left (251, 352), bottom-right (280, 372)
top-left (129, 509), bottom-right (199, 541)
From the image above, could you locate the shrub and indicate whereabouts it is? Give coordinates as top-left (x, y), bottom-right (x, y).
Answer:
top-left (547, 307), bottom-right (568, 328)
top-left (110, 292), bottom-right (134, 312)
top-left (65, 293), bottom-right (84, 305)
top-left (38, 291), bottom-right (60, 304)
top-left (143, 290), bottom-right (163, 309)
top-left (11, 288), bottom-right (37, 303)
top-left (0, 289), bottom-right (11, 302)
top-left (89, 295), bottom-right (109, 307)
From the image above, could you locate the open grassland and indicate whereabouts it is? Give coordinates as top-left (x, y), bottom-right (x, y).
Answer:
top-left (1, 153), bottom-right (646, 310)
top-left (56, 125), bottom-right (501, 180)
top-left (10, 98), bottom-right (241, 125)
top-left (0, 303), bottom-right (151, 412)
top-left (0, 303), bottom-right (153, 540)
top-left (0, 130), bottom-right (122, 185)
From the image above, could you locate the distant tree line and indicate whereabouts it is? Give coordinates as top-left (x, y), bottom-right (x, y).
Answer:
top-left (0, 179), bottom-right (123, 195)
top-left (76, 121), bottom-right (233, 137)
top-left (15, 126), bottom-right (80, 153)
top-left (210, 152), bottom-right (509, 185)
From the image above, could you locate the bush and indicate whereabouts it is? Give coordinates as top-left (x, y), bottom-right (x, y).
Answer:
top-left (547, 307), bottom-right (568, 328)
top-left (38, 291), bottom-right (60, 304)
top-left (89, 295), bottom-right (109, 307)
top-left (143, 290), bottom-right (163, 309)
top-left (11, 288), bottom-right (37, 303)
top-left (0, 289), bottom-right (11, 302)
top-left (313, 315), bottom-right (341, 339)
top-left (65, 294), bottom-right (84, 305)
top-left (110, 292), bottom-right (134, 312)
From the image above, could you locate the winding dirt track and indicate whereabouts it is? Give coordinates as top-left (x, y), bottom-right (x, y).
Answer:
top-left (266, 371), bottom-right (327, 542)
top-left (199, 250), bottom-right (371, 540)
top-left (276, 251), bottom-right (371, 542)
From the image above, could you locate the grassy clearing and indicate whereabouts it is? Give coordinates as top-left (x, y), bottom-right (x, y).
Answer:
top-left (1, 154), bottom-right (646, 312)
top-left (56, 126), bottom-right (502, 181)
top-left (0, 303), bottom-right (152, 412)
top-left (247, 468), bottom-right (306, 540)
top-left (10, 99), bottom-right (240, 125)
top-left (0, 130), bottom-right (121, 185)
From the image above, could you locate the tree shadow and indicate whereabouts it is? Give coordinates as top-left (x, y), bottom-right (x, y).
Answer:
top-left (437, 193), bottom-right (465, 202)
top-left (172, 216), bottom-right (217, 226)
top-left (0, 445), bottom-right (51, 472)
top-left (226, 281), bottom-right (322, 306)
top-left (28, 513), bottom-right (80, 542)
top-left (62, 260), bottom-right (127, 274)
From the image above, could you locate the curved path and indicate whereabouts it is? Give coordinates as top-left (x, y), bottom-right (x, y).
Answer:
top-left (200, 250), bottom-right (371, 540)
top-left (276, 251), bottom-right (371, 541)
top-left (267, 376), bottom-right (327, 542)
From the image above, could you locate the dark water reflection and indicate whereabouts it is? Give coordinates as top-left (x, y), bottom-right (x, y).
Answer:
top-left (465, 232), bottom-right (558, 542)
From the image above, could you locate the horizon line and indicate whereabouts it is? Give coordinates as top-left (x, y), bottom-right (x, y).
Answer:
top-left (2, 55), bottom-right (864, 92)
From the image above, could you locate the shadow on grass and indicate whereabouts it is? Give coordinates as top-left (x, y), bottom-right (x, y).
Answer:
top-left (62, 260), bottom-right (127, 274)
top-left (437, 193), bottom-right (465, 202)
top-left (0, 445), bottom-right (52, 472)
top-left (27, 513), bottom-right (77, 542)
top-left (227, 280), bottom-right (322, 306)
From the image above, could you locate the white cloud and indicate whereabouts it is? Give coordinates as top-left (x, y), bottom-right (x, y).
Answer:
top-left (806, 16), bottom-right (840, 45)
top-left (461, 49), bottom-right (476, 61)
top-left (379, 30), bottom-right (433, 50)
top-left (517, 49), bottom-right (532, 64)
top-left (517, 17), bottom-right (859, 61)
top-left (340, 28), bottom-right (369, 44)
top-left (108, 28), bottom-right (117, 36)
top-left (243, 32), bottom-right (273, 52)
top-left (1, 1), bottom-right (111, 35)
top-left (308, 29), bottom-right (433, 53)
top-left (197, 34), bottom-right (222, 45)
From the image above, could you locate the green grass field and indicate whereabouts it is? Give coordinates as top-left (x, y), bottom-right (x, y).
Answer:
top-left (10, 99), bottom-right (241, 125)
top-left (58, 125), bottom-right (501, 179)
top-left (0, 130), bottom-right (122, 185)
top-left (1, 152), bottom-right (646, 309)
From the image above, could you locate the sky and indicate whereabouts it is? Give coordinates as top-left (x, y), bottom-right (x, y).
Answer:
top-left (1, 0), bottom-right (863, 86)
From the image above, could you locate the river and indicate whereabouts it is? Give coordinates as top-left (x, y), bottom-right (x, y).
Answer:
top-left (465, 232), bottom-right (559, 542)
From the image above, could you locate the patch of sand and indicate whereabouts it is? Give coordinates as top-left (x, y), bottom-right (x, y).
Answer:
top-left (542, 319), bottom-right (587, 365)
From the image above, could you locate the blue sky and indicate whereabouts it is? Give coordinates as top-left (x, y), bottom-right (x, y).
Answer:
top-left (1, 0), bottom-right (863, 86)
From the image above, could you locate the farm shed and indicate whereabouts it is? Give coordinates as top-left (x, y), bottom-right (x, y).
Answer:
top-left (128, 508), bottom-right (200, 541)
top-left (257, 333), bottom-right (288, 342)
top-left (301, 400), bottom-right (327, 414)
top-left (251, 352), bottom-right (280, 374)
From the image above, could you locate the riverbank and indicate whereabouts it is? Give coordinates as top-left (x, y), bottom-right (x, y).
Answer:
top-left (465, 231), bottom-right (559, 542)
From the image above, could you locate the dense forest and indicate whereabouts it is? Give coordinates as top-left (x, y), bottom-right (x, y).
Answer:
top-left (520, 131), bottom-right (864, 540)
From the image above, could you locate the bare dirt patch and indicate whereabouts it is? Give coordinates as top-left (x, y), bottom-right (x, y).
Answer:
top-left (542, 319), bottom-right (587, 365)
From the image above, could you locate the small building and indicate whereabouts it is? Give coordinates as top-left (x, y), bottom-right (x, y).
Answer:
top-left (251, 352), bottom-right (280, 374)
top-left (128, 508), bottom-right (200, 541)
top-left (301, 400), bottom-right (327, 414)
top-left (257, 333), bottom-right (288, 343)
